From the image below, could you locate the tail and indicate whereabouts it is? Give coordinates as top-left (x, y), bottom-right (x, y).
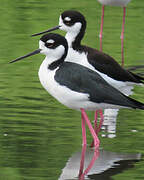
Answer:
top-left (129, 71), bottom-right (144, 83)
top-left (127, 96), bottom-right (144, 110)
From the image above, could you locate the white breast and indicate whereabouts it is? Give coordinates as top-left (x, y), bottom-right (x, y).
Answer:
top-left (38, 58), bottom-right (91, 110)
top-left (97, 0), bottom-right (131, 6)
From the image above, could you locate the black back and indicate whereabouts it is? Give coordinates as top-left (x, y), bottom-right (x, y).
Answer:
top-left (84, 46), bottom-right (144, 83)
top-left (72, 43), bottom-right (144, 83)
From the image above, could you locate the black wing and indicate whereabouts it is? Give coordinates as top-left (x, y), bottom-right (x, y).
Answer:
top-left (80, 45), bottom-right (144, 84)
top-left (54, 62), bottom-right (144, 109)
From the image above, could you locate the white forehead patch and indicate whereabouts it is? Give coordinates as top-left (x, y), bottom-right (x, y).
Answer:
top-left (64, 17), bottom-right (71, 21)
top-left (46, 39), bottom-right (55, 44)
top-left (39, 40), bottom-right (45, 49)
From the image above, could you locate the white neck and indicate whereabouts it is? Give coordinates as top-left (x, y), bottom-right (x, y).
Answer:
top-left (39, 57), bottom-right (53, 70)
top-left (39, 41), bottom-right (65, 68)
top-left (65, 31), bottom-right (78, 48)
top-left (59, 16), bottom-right (82, 48)
top-left (44, 56), bottom-right (55, 67)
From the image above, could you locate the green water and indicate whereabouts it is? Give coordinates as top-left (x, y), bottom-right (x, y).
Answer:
top-left (0, 0), bottom-right (144, 179)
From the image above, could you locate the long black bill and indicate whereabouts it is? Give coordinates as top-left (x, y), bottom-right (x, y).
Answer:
top-left (9, 49), bottom-right (41, 63)
top-left (31, 25), bottom-right (61, 37)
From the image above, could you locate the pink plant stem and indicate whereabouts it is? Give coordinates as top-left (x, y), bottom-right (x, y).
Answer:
top-left (81, 108), bottom-right (100, 149)
top-left (78, 144), bottom-right (87, 178)
top-left (100, 5), bottom-right (105, 51)
top-left (121, 7), bottom-right (126, 67)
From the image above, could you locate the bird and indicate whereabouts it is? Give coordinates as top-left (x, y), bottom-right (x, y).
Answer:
top-left (31, 10), bottom-right (142, 94)
top-left (10, 33), bottom-right (144, 150)
top-left (31, 10), bottom-right (144, 144)
top-left (97, 0), bottom-right (132, 66)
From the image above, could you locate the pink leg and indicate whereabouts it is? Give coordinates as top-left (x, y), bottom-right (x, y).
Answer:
top-left (81, 111), bottom-right (87, 146)
top-left (100, 5), bottom-right (105, 51)
top-left (97, 5), bottom-right (105, 145)
top-left (121, 7), bottom-right (126, 67)
top-left (90, 111), bottom-right (98, 148)
top-left (81, 108), bottom-right (100, 149)
top-left (94, 110), bottom-right (98, 132)
top-left (96, 109), bottom-right (104, 134)
top-left (90, 110), bottom-right (104, 147)
top-left (78, 144), bottom-right (87, 178)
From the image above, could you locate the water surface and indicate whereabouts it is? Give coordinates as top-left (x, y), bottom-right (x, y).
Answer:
top-left (0, 0), bottom-right (144, 179)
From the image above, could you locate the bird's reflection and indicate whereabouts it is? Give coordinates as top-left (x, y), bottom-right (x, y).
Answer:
top-left (102, 83), bottom-right (135, 138)
top-left (79, 146), bottom-right (99, 180)
top-left (59, 146), bottom-right (141, 180)
top-left (102, 108), bottom-right (119, 138)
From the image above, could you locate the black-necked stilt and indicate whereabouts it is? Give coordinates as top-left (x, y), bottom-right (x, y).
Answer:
top-left (10, 33), bottom-right (144, 150)
top-left (31, 10), bottom-right (143, 95)
top-left (97, 0), bottom-right (131, 66)
top-left (31, 10), bottom-right (144, 144)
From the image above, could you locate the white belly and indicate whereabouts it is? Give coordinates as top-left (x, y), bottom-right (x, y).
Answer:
top-left (97, 0), bottom-right (131, 6)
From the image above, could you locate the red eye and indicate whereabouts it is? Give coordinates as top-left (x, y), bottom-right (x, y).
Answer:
top-left (46, 43), bottom-right (54, 48)
top-left (64, 21), bottom-right (71, 25)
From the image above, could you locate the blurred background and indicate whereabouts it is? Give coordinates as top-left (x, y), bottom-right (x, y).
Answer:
top-left (0, 0), bottom-right (144, 179)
